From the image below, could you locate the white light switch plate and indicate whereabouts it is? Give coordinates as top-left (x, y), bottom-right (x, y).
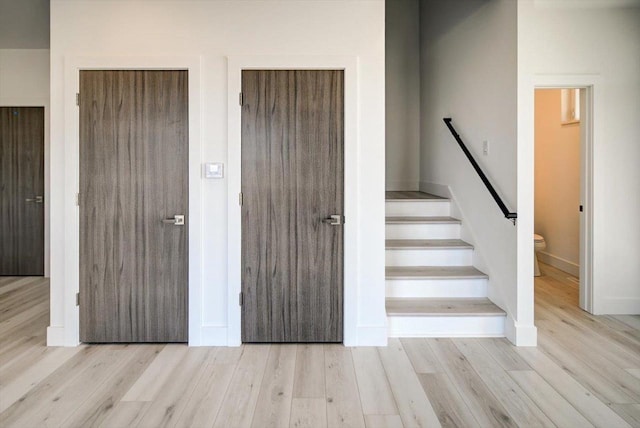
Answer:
top-left (204, 162), bottom-right (224, 178)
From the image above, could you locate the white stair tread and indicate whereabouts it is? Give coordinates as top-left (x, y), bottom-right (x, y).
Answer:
top-left (386, 266), bottom-right (488, 280)
top-left (385, 216), bottom-right (460, 224)
top-left (386, 239), bottom-right (473, 250)
top-left (385, 191), bottom-right (445, 201)
top-left (386, 298), bottom-right (505, 317)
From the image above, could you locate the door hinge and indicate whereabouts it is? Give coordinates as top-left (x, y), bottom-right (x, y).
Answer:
top-left (239, 92), bottom-right (243, 106)
top-left (76, 292), bottom-right (80, 306)
top-left (239, 192), bottom-right (243, 206)
top-left (75, 193), bottom-right (80, 206)
top-left (76, 93), bottom-right (79, 106)
top-left (239, 292), bottom-right (243, 306)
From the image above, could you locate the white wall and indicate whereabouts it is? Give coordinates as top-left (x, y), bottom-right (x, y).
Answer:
top-left (518, 0), bottom-right (640, 314)
top-left (386, 0), bottom-right (420, 191)
top-left (48, 0), bottom-right (386, 346)
top-left (0, 49), bottom-right (50, 277)
top-left (419, 0), bottom-right (534, 344)
top-left (534, 89), bottom-right (580, 276)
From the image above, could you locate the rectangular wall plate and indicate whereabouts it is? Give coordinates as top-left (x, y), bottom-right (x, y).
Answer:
top-left (204, 162), bottom-right (224, 178)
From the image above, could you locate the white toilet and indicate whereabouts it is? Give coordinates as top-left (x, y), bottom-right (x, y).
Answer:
top-left (534, 234), bottom-right (546, 276)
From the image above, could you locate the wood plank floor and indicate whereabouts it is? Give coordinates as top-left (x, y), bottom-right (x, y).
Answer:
top-left (1, 265), bottom-right (639, 427)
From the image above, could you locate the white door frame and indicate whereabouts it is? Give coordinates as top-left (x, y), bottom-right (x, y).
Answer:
top-left (61, 56), bottom-right (204, 345)
top-left (227, 56), bottom-right (359, 346)
top-left (533, 76), bottom-right (597, 312)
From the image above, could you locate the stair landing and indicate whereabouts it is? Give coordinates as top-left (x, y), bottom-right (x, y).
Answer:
top-left (386, 191), bottom-right (443, 200)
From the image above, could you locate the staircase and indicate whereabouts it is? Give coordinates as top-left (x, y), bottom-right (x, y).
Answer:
top-left (385, 191), bottom-right (506, 337)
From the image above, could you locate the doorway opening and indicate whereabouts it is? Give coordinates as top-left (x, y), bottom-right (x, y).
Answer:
top-left (534, 87), bottom-right (593, 313)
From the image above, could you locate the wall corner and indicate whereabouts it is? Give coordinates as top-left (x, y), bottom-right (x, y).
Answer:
top-left (505, 316), bottom-right (537, 346)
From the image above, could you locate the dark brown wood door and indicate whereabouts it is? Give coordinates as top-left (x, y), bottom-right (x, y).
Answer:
top-left (79, 70), bottom-right (188, 343)
top-left (241, 70), bottom-right (344, 343)
top-left (0, 107), bottom-right (45, 276)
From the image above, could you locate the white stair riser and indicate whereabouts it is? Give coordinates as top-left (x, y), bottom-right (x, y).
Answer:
top-left (386, 249), bottom-right (473, 266)
top-left (386, 201), bottom-right (450, 217)
top-left (386, 278), bottom-right (487, 298)
top-left (385, 223), bottom-right (460, 240)
top-left (387, 315), bottom-right (505, 338)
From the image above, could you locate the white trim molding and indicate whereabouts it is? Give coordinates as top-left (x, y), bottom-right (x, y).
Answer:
top-left (537, 252), bottom-right (580, 278)
top-left (227, 55), bottom-right (363, 346)
top-left (505, 316), bottom-right (538, 347)
top-left (47, 55), bottom-right (204, 346)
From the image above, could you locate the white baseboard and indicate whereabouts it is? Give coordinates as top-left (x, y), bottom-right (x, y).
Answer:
top-left (356, 325), bottom-right (388, 346)
top-left (46, 326), bottom-right (66, 346)
top-left (594, 298), bottom-right (640, 315)
top-left (505, 316), bottom-right (537, 346)
top-left (538, 252), bottom-right (579, 277)
top-left (197, 326), bottom-right (229, 346)
top-left (386, 181), bottom-right (419, 191)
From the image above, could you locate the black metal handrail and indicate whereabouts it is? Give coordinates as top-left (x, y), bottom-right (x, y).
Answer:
top-left (443, 118), bottom-right (517, 224)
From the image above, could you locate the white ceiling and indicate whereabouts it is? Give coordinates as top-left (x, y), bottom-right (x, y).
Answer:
top-left (0, 0), bottom-right (49, 49)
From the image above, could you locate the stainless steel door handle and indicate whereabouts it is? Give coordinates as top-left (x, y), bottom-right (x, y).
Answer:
top-left (25, 196), bottom-right (43, 203)
top-left (162, 215), bottom-right (185, 225)
top-left (321, 215), bottom-right (343, 226)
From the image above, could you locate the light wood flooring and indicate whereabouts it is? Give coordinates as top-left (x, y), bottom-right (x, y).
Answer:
top-left (1, 265), bottom-right (640, 427)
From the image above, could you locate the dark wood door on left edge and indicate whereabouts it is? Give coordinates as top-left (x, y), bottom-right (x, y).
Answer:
top-left (0, 107), bottom-right (45, 276)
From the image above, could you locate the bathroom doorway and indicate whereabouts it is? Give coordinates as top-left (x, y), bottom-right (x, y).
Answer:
top-left (534, 87), bottom-right (593, 312)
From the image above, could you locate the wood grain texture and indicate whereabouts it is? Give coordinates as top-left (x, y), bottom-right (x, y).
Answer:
top-left (324, 345), bottom-right (366, 428)
top-left (174, 360), bottom-right (236, 428)
top-left (364, 414), bottom-right (405, 428)
top-left (516, 347), bottom-right (632, 428)
top-left (136, 348), bottom-right (211, 427)
top-left (418, 373), bottom-right (480, 428)
top-left (453, 339), bottom-right (555, 427)
top-left (377, 338), bottom-right (441, 427)
top-left (385, 191), bottom-right (444, 200)
top-left (293, 344), bottom-right (325, 398)
top-left (351, 347), bottom-right (398, 415)
top-left (251, 345), bottom-right (297, 427)
top-left (79, 70), bottom-right (189, 342)
top-left (400, 338), bottom-right (443, 374)
top-left (386, 298), bottom-right (505, 317)
top-left (241, 70), bottom-right (344, 343)
top-left (3, 269), bottom-right (640, 427)
top-left (213, 345), bottom-right (270, 428)
top-left (478, 338), bottom-right (531, 371)
top-left (428, 338), bottom-right (517, 428)
top-left (290, 398), bottom-right (327, 428)
top-left (59, 344), bottom-right (162, 427)
top-left (508, 370), bottom-right (594, 428)
top-left (120, 344), bottom-right (188, 402)
top-left (0, 107), bottom-right (44, 275)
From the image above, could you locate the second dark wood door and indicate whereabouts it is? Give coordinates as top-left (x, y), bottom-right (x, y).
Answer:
top-left (241, 70), bottom-right (344, 343)
top-left (79, 70), bottom-right (188, 343)
top-left (0, 107), bottom-right (45, 276)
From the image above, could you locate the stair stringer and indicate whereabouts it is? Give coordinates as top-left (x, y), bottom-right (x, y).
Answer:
top-left (419, 181), bottom-right (522, 341)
